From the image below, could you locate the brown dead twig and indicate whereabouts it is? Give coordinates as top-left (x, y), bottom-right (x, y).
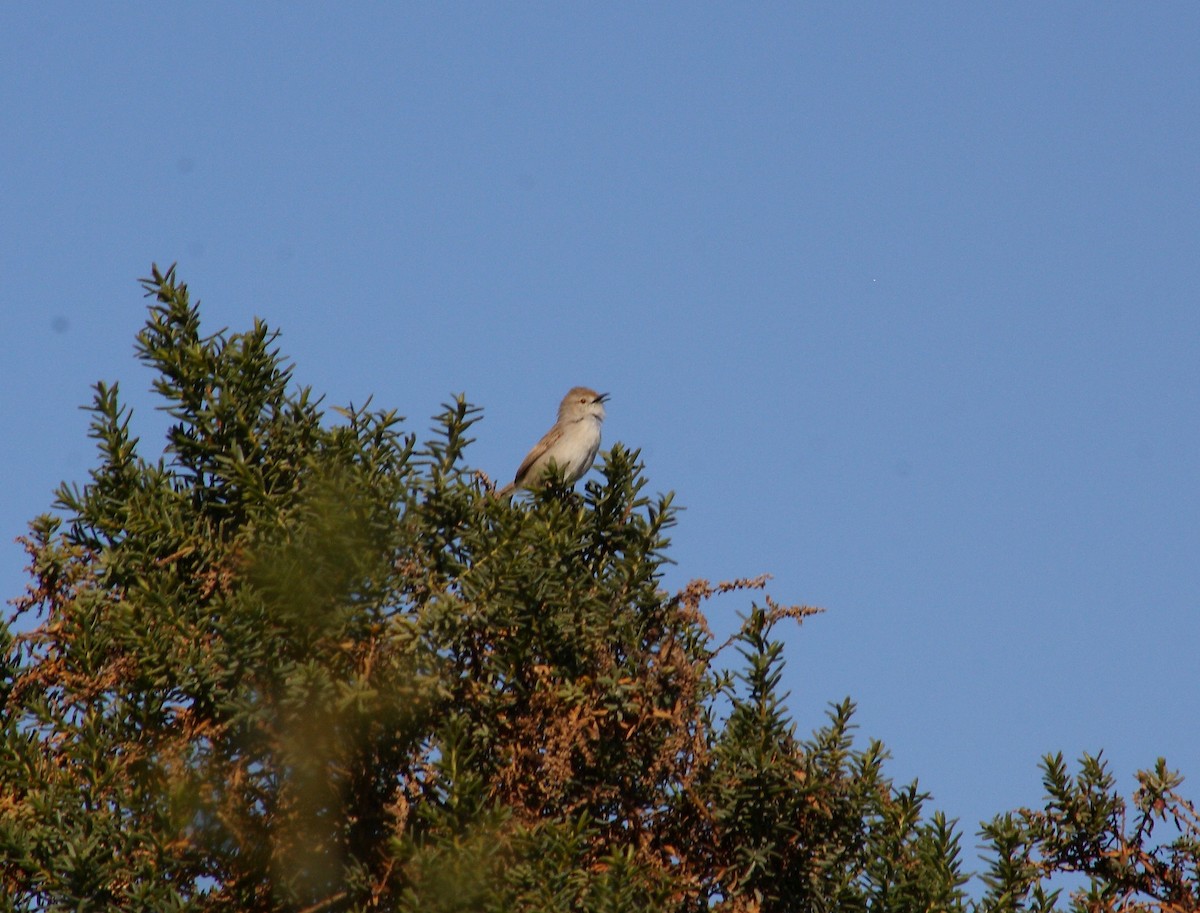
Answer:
top-left (673, 576), bottom-right (824, 664)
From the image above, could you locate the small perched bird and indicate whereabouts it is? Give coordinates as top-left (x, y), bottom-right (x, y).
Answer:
top-left (496, 387), bottom-right (609, 497)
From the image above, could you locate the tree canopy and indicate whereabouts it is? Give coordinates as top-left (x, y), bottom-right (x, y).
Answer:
top-left (2, 267), bottom-right (1196, 912)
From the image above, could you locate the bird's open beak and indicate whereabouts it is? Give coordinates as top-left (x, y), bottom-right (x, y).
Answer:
top-left (595, 392), bottom-right (610, 404)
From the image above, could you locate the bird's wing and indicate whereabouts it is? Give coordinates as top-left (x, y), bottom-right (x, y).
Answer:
top-left (512, 424), bottom-right (565, 486)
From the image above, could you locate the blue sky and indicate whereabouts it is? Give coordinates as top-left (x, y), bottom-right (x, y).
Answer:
top-left (3, 3), bottom-right (1198, 875)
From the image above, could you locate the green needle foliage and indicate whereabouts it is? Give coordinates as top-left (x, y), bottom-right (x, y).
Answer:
top-left (2, 267), bottom-right (1196, 912)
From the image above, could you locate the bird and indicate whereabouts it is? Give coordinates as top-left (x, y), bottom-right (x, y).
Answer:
top-left (496, 387), bottom-right (609, 497)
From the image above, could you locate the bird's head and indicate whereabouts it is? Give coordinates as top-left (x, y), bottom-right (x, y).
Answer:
top-left (559, 386), bottom-right (608, 423)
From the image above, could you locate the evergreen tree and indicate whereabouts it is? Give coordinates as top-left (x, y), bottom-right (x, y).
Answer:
top-left (2, 267), bottom-right (1195, 912)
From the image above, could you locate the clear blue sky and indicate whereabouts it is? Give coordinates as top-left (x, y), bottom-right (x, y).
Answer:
top-left (3, 3), bottom-right (1198, 874)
